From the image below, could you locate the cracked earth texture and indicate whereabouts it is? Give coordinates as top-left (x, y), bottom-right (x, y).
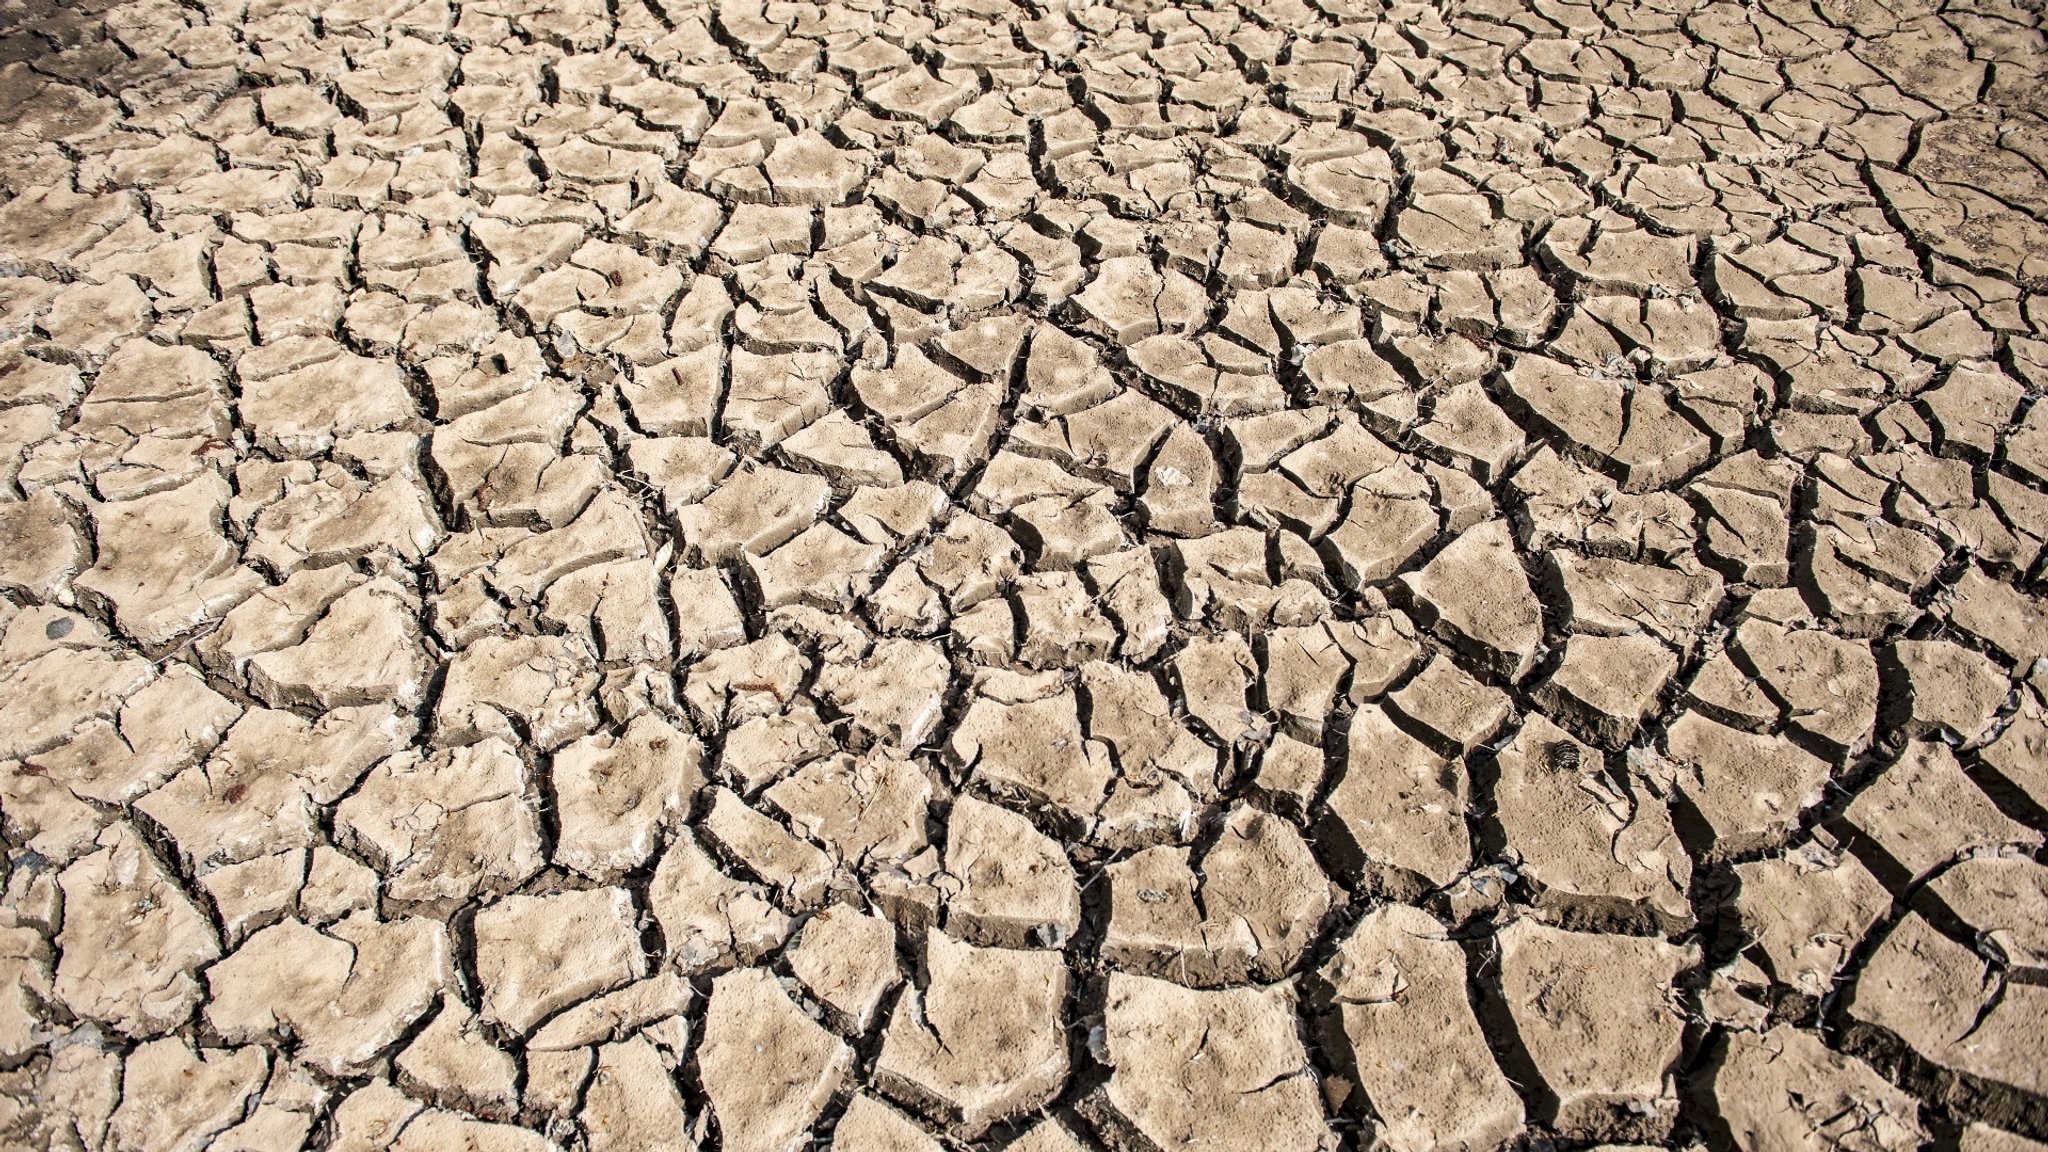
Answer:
top-left (1, 0), bottom-right (2047, 1148)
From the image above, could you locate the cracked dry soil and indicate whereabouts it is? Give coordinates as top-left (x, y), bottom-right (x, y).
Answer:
top-left (1, 0), bottom-right (2047, 1148)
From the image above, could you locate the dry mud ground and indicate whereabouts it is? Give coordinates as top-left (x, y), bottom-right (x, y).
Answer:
top-left (2, 0), bottom-right (2048, 1148)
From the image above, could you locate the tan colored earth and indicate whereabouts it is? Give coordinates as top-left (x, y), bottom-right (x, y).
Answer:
top-left (1, 0), bottom-right (2047, 1148)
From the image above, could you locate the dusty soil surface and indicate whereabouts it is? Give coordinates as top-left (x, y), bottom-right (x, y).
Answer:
top-left (2, 0), bottom-right (2047, 1148)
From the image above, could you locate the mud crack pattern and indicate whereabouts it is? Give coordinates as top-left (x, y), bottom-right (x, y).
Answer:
top-left (2, 0), bottom-right (2048, 1149)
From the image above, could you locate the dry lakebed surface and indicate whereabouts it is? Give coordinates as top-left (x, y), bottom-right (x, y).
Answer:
top-left (0, 0), bottom-right (2047, 1148)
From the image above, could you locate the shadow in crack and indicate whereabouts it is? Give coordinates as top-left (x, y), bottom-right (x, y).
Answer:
top-left (0, 0), bottom-right (116, 66)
